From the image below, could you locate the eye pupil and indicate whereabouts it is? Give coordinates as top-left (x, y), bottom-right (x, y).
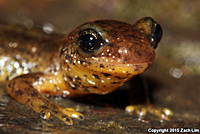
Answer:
top-left (81, 34), bottom-right (96, 49)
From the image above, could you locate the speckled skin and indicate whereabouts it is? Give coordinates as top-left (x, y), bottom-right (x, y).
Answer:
top-left (0, 17), bottom-right (164, 125)
top-left (0, 23), bottom-right (62, 81)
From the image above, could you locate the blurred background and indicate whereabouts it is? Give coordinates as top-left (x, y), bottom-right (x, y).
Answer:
top-left (0, 0), bottom-right (199, 133)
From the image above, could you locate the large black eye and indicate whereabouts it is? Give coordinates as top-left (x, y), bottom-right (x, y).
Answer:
top-left (80, 34), bottom-right (96, 50)
top-left (150, 23), bottom-right (163, 49)
top-left (155, 23), bottom-right (162, 44)
top-left (78, 29), bottom-right (104, 54)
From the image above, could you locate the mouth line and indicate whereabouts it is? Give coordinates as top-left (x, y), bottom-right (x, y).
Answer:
top-left (79, 57), bottom-right (153, 70)
top-left (94, 60), bottom-right (153, 67)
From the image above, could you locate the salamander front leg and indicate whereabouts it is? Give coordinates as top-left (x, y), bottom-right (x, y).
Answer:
top-left (6, 73), bottom-right (84, 125)
top-left (125, 76), bottom-right (173, 120)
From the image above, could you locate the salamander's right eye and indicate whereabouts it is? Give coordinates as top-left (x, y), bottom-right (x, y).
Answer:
top-left (77, 29), bottom-right (105, 57)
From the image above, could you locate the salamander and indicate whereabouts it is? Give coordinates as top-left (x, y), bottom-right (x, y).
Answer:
top-left (0, 17), bottom-right (172, 125)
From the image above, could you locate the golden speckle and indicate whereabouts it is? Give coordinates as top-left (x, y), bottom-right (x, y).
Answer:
top-left (14, 62), bottom-right (20, 69)
top-left (49, 79), bottom-right (53, 83)
top-left (69, 82), bottom-right (75, 88)
top-left (72, 78), bottom-right (76, 82)
top-left (63, 76), bottom-right (68, 82)
top-left (87, 79), bottom-right (96, 85)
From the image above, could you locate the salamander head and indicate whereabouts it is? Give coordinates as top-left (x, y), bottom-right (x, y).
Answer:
top-left (60, 17), bottom-right (162, 94)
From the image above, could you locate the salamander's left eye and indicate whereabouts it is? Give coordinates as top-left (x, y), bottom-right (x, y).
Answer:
top-left (150, 23), bottom-right (162, 49)
top-left (155, 23), bottom-right (162, 44)
top-left (77, 29), bottom-right (105, 57)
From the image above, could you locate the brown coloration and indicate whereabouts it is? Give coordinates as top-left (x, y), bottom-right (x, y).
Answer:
top-left (0, 17), bottom-right (163, 125)
top-left (60, 18), bottom-right (157, 95)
